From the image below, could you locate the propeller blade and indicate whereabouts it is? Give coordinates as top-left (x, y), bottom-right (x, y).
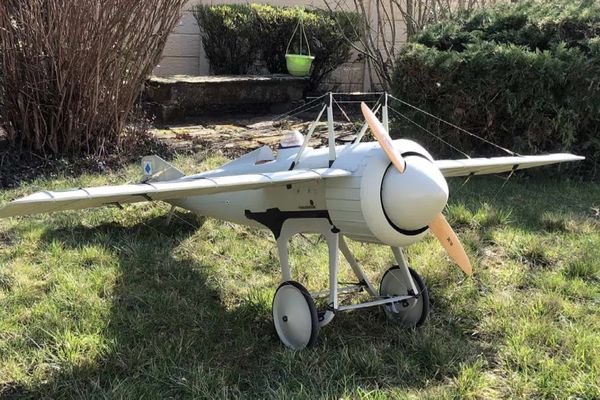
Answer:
top-left (361, 102), bottom-right (405, 173)
top-left (428, 213), bottom-right (473, 276)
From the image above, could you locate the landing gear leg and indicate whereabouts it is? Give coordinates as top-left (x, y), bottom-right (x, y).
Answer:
top-left (273, 219), bottom-right (339, 349)
top-left (339, 236), bottom-right (378, 297)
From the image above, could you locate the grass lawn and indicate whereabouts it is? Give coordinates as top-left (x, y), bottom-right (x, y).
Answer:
top-left (0, 153), bottom-right (599, 399)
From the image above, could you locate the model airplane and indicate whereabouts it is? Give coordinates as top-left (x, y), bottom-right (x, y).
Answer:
top-left (0, 100), bottom-right (584, 349)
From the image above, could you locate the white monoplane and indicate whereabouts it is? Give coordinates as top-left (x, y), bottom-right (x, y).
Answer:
top-left (0, 99), bottom-right (583, 349)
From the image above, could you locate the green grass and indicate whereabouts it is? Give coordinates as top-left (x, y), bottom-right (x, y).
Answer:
top-left (1, 155), bottom-right (599, 399)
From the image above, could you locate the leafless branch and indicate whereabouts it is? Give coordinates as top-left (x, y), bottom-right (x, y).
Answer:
top-left (0, 0), bottom-right (186, 156)
top-left (324, 0), bottom-right (501, 90)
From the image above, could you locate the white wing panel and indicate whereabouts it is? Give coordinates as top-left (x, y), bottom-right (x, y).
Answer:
top-left (0, 168), bottom-right (351, 218)
top-left (436, 153), bottom-right (584, 178)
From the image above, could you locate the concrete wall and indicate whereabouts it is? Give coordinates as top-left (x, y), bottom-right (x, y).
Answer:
top-left (154, 0), bottom-right (410, 91)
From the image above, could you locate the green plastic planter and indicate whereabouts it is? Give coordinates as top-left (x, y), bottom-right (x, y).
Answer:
top-left (286, 54), bottom-right (315, 77)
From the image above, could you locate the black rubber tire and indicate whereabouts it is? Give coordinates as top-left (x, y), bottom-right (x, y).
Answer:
top-left (272, 280), bottom-right (319, 349)
top-left (380, 266), bottom-right (430, 327)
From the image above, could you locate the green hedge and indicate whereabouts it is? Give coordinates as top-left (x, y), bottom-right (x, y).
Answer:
top-left (392, 0), bottom-right (600, 177)
top-left (415, 0), bottom-right (600, 52)
top-left (193, 4), bottom-right (360, 90)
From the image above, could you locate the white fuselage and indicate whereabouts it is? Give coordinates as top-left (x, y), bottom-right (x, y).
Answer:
top-left (171, 139), bottom-right (449, 248)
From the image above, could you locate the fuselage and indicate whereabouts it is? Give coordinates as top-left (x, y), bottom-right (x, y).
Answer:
top-left (170, 139), bottom-right (449, 248)
top-left (172, 142), bottom-right (363, 229)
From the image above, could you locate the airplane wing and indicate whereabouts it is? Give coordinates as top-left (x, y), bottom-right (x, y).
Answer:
top-left (0, 168), bottom-right (351, 218)
top-left (436, 153), bottom-right (584, 178)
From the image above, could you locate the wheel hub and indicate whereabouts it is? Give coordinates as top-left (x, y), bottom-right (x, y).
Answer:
top-left (380, 266), bottom-right (429, 328)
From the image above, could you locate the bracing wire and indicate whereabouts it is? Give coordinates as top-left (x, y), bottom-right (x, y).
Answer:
top-left (491, 167), bottom-right (518, 202)
top-left (333, 96), bottom-right (353, 125)
top-left (273, 93), bottom-right (328, 121)
top-left (326, 100), bottom-right (383, 104)
top-left (388, 94), bottom-right (520, 156)
top-left (388, 106), bottom-right (471, 159)
top-left (169, 209), bottom-right (202, 231)
top-left (284, 102), bottom-right (328, 120)
top-left (333, 93), bottom-right (384, 138)
top-left (388, 95), bottom-right (521, 198)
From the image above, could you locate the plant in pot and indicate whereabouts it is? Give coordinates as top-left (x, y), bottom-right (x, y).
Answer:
top-left (285, 11), bottom-right (314, 77)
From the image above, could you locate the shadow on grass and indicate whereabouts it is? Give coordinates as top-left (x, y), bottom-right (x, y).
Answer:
top-left (5, 174), bottom-right (598, 398)
top-left (2, 209), bottom-right (489, 399)
top-left (446, 174), bottom-right (599, 232)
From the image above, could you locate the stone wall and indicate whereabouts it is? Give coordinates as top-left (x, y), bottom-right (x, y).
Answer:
top-left (145, 75), bottom-right (309, 122)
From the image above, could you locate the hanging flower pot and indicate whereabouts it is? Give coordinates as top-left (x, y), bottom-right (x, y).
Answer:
top-left (285, 54), bottom-right (314, 77)
top-left (285, 12), bottom-right (314, 77)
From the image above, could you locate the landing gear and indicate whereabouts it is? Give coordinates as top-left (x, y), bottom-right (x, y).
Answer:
top-left (270, 218), bottom-right (430, 349)
top-left (272, 281), bottom-right (319, 350)
top-left (380, 266), bottom-right (429, 327)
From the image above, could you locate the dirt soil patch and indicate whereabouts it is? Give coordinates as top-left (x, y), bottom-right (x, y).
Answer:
top-left (151, 112), bottom-right (366, 159)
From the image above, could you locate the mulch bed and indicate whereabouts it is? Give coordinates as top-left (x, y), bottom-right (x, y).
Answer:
top-left (0, 131), bottom-right (173, 190)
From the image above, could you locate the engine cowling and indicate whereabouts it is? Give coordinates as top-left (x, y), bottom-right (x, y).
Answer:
top-left (326, 140), bottom-right (448, 247)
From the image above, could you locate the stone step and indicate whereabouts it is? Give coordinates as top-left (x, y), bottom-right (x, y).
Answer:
top-left (144, 74), bottom-right (308, 123)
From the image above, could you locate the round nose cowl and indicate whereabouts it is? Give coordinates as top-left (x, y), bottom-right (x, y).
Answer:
top-left (381, 156), bottom-right (449, 232)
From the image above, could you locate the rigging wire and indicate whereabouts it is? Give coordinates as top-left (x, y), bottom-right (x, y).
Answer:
top-left (168, 208), bottom-right (203, 231)
top-left (388, 95), bottom-right (527, 200)
top-left (388, 94), bottom-right (520, 157)
top-left (269, 102), bottom-right (328, 132)
top-left (491, 167), bottom-right (518, 202)
top-left (333, 96), bottom-right (354, 125)
top-left (273, 93), bottom-right (328, 121)
top-left (324, 100), bottom-right (382, 104)
top-left (283, 102), bottom-right (328, 120)
top-left (387, 95), bottom-right (522, 199)
top-left (388, 106), bottom-right (471, 159)
top-left (333, 93), bottom-right (384, 138)
top-left (329, 91), bottom-right (386, 96)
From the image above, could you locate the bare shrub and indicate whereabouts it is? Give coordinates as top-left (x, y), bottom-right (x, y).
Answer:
top-left (325, 0), bottom-right (503, 90)
top-left (0, 0), bottom-right (186, 156)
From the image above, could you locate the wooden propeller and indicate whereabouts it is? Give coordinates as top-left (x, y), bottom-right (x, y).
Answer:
top-left (361, 102), bottom-right (405, 173)
top-left (428, 213), bottom-right (473, 275)
top-left (361, 102), bottom-right (473, 276)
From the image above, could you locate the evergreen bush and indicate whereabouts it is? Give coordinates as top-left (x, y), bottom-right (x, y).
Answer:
top-left (392, 0), bottom-right (600, 177)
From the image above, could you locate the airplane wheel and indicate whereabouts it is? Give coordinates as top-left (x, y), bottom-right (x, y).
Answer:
top-left (380, 266), bottom-right (429, 328)
top-left (272, 281), bottom-right (319, 350)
